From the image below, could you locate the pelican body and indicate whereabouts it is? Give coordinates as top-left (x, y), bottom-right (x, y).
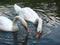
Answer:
top-left (14, 4), bottom-right (43, 38)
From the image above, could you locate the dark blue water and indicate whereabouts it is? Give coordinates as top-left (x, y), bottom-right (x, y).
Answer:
top-left (0, 1), bottom-right (60, 45)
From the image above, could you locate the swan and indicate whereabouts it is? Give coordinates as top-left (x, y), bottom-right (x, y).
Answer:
top-left (0, 15), bottom-right (29, 32)
top-left (0, 14), bottom-right (30, 44)
top-left (14, 4), bottom-right (43, 38)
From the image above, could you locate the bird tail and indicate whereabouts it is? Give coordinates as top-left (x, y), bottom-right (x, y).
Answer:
top-left (14, 4), bottom-right (22, 14)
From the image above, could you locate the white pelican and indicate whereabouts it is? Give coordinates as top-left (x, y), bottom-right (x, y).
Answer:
top-left (0, 15), bottom-right (29, 32)
top-left (14, 4), bottom-right (43, 38)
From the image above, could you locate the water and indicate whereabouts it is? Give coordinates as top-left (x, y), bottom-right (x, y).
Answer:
top-left (0, 0), bottom-right (60, 45)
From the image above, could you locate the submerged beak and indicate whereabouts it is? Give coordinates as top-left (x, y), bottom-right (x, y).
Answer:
top-left (35, 32), bottom-right (40, 38)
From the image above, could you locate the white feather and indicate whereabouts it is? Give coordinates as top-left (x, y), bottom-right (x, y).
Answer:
top-left (0, 15), bottom-right (28, 32)
top-left (14, 4), bottom-right (43, 33)
top-left (0, 16), bottom-right (13, 31)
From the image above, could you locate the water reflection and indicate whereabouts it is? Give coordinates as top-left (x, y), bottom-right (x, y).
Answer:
top-left (0, 1), bottom-right (60, 45)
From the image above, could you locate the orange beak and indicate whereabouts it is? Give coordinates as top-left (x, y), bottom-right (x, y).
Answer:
top-left (35, 32), bottom-right (40, 38)
top-left (26, 28), bottom-right (30, 32)
top-left (23, 26), bottom-right (30, 32)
